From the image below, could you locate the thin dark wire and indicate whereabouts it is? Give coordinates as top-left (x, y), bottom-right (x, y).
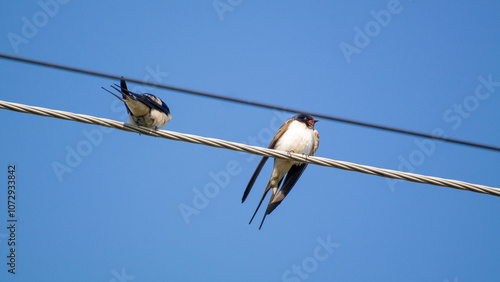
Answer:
top-left (1, 53), bottom-right (498, 152)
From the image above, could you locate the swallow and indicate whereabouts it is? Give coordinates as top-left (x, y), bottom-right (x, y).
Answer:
top-left (102, 78), bottom-right (171, 130)
top-left (242, 114), bottom-right (319, 229)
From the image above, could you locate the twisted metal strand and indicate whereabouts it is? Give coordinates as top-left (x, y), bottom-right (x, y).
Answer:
top-left (1, 99), bottom-right (499, 197)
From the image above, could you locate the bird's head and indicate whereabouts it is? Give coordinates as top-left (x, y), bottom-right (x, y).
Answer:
top-left (294, 114), bottom-right (318, 129)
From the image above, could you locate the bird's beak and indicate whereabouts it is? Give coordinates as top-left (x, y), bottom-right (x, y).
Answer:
top-left (308, 119), bottom-right (318, 126)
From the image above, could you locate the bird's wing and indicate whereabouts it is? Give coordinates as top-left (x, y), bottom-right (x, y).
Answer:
top-left (116, 80), bottom-right (170, 115)
top-left (134, 94), bottom-right (171, 115)
top-left (311, 129), bottom-right (319, 155)
top-left (241, 118), bottom-right (294, 203)
top-left (269, 118), bottom-right (294, 149)
top-left (242, 156), bottom-right (268, 203)
top-left (265, 163), bottom-right (308, 215)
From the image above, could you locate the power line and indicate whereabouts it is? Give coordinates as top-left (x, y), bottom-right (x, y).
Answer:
top-left (1, 99), bottom-right (499, 197)
top-left (0, 53), bottom-right (498, 152)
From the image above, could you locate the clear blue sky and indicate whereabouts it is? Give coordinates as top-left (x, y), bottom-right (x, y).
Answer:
top-left (1, 1), bottom-right (499, 281)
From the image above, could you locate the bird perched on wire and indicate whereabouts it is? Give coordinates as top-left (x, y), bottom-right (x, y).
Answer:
top-left (242, 114), bottom-right (319, 229)
top-left (102, 78), bottom-right (171, 130)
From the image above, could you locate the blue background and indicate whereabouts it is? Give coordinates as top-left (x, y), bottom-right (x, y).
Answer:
top-left (0, 1), bottom-right (499, 281)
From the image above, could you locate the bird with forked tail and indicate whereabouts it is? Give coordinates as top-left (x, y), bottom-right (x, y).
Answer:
top-left (102, 78), bottom-right (171, 130)
top-left (242, 114), bottom-right (319, 229)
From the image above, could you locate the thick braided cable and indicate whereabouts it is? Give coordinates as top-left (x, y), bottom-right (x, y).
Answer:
top-left (1, 99), bottom-right (499, 197)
